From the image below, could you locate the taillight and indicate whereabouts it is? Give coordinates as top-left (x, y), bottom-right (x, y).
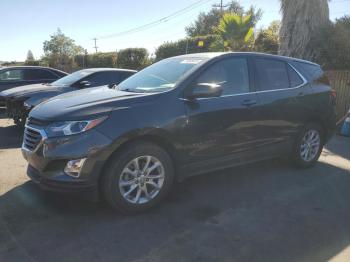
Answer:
top-left (330, 89), bottom-right (337, 105)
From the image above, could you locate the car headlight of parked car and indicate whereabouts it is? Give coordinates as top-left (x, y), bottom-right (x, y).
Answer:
top-left (44, 116), bottom-right (108, 137)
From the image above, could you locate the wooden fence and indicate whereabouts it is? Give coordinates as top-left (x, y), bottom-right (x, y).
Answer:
top-left (326, 70), bottom-right (350, 121)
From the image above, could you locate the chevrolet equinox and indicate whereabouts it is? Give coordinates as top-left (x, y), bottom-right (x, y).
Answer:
top-left (22, 52), bottom-right (337, 213)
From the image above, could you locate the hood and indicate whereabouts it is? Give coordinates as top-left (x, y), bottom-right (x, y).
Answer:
top-left (29, 86), bottom-right (158, 121)
top-left (0, 83), bottom-right (65, 99)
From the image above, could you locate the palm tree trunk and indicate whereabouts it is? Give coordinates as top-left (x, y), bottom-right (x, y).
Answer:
top-left (279, 0), bottom-right (330, 61)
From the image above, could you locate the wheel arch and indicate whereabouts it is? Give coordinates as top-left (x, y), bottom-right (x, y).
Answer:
top-left (303, 117), bottom-right (328, 141)
top-left (99, 130), bottom-right (180, 187)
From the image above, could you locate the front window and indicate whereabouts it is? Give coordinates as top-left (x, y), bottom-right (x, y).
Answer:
top-left (194, 57), bottom-right (250, 96)
top-left (51, 70), bottom-right (93, 86)
top-left (118, 57), bottom-right (206, 93)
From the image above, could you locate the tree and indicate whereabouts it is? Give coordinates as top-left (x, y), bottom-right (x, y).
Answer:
top-left (43, 29), bottom-right (84, 72)
top-left (314, 16), bottom-right (350, 70)
top-left (75, 52), bottom-right (118, 69)
top-left (211, 13), bottom-right (254, 51)
top-left (255, 21), bottom-right (280, 54)
top-left (279, 0), bottom-right (330, 60)
top-left (24, 50), bottom-right (39, 66)
top-left (26, 50), bottom-right (35, 61)
top-left (185, 1), bottom-right (261, 37)
top-left (117, 48), bottom-right (150, 70)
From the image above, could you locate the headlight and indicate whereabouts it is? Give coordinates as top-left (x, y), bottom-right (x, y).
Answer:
top-left (44, 116), bottom-right (107, 137)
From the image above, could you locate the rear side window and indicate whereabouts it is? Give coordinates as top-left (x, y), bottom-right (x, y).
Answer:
top-left (255, 58), bottom-right (289, 91)
top-left (0, 69), bottom-right (24, 81)
top-left (118, 71), bottom-right (135, 83)
top-left (196, 57), bottom-right (250, 96)
top-left (287, 65), bottom-right (304, 87)
top-left (24, 69), bottom-right (57, 80)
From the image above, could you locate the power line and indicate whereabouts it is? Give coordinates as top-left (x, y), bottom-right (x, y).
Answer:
top-left (98, 0), bottom-right (214, 39)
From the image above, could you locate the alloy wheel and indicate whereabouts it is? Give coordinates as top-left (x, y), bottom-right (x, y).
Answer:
top-left (118, 155), bottom-right (165, 204)
top-left (300, 129), bottom-right (321, 162)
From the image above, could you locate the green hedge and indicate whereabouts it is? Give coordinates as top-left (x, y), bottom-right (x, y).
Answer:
top-left (155, 35), bottom-right (220, 61)
top-left (75, 52), bottom-right (117, 68)
top-left (117, 48), bottom-right (150, 70)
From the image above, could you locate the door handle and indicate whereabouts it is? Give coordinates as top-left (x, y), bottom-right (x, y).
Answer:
top-left (241, 99), bottom-right (257, 107)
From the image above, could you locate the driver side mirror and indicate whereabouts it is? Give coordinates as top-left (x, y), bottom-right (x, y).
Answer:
top-left (77, 80), bottom-right (91, 88)
top-left (186, 83), bottom-right (223, 99)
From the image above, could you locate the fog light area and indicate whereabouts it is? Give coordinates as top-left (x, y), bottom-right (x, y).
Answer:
top-left (64, 158), bottom-right (86, 178)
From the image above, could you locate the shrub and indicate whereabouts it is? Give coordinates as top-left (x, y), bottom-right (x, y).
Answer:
top-left (117, 48), bottom-right (149, 70)
top-left (155, 35), bottom-right (220, 61)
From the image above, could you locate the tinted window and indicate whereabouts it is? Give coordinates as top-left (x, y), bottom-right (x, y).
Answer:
top-left (24, 69), bottom-right (57, 80)
top-left (255, 58), bottom-right (289, 91)
top-left (0, 69), bottom-right (24, 81)
top-left (85, 72), bottom-right (115, 87)
top-left (287, 65), bottom-right (304, 87)
top-left (294, 62), bottom-right (322, 81)
top-left (51, 70), bottom-right (67, 78)
top-left (195, 57), bottom-right (250, 96)
top-left (118, 71), bottom-right (135, 83)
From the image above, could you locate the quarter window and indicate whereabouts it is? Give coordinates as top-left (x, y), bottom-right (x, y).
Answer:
top-left (255, 58), bottom-right (289, 91)
top-left (287, 65), bottom-right (304, 87)
top-left (195, 57), bottom-right (250, 96)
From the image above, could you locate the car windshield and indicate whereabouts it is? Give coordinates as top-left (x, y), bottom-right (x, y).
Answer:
top-left (117, 57), bottom-right (206, 93)
top-left (51, 70), bottom-right (92, 86)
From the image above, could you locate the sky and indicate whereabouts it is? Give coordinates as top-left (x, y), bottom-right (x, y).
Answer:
top-left (1, 0), bottom-right (349, 61)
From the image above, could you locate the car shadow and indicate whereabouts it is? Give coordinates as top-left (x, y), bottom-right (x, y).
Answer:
top-left (1, 157), bottom-right (350, 262)
top-left (0, 120), bottom-right (23, 149)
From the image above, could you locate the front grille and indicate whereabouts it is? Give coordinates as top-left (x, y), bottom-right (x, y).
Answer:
top-left (27, 117), bottom-right (48, 127)
top-left (23, 126), bottom-right (42, 151)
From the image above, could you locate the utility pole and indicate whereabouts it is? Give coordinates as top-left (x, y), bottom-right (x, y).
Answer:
top-left (93, 38), bottom-right (98, 53)
top-left (213, 0), bottom-right (228, 51)
top-left (213, 0), bottom-right (228, 15)
top-left (185, 38), bottom-right (189, 54)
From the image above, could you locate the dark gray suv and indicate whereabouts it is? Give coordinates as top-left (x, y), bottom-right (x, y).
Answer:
top-left (21, 52), bottom-right (337, 213)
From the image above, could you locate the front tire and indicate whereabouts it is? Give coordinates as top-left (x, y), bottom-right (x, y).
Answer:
top-left (101, 142), bottom-right (174, 213)
top-left (292, 123), bottom-right (324, 168)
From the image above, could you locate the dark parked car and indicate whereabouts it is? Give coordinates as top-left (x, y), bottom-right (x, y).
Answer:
top-left (0, 66), bottom-right (67, 108)
top-left (0, 68), bottom-right (136, 125)
top-left (22, 52), bottom-right (336, 213)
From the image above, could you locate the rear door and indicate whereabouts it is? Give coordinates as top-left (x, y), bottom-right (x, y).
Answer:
top-left (252, 57), bottom-right (310, 152)
top-left (181, 56), bottom-right (264, 167)
top-left (24, 68), bottom-right (59, 84)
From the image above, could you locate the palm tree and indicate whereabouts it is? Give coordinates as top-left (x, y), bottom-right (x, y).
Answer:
top-left (279, 0), bottom-right (330, 60)
top-left (213, 13), bottom-right (254, 51)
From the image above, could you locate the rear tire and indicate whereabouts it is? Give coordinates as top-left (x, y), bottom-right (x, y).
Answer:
top-left (101, 141), bottom-right (174, 214)
top-left (292, 123), bottom-right (324, 168)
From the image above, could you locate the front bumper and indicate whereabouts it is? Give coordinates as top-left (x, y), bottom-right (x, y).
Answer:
top-left (27, 165), bottom-right (96, 192)
top-left (22, 125), bottom-right (114, 193)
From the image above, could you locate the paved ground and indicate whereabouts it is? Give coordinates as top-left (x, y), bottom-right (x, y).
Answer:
top-left (1, 115), bottom-right (350, 262)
